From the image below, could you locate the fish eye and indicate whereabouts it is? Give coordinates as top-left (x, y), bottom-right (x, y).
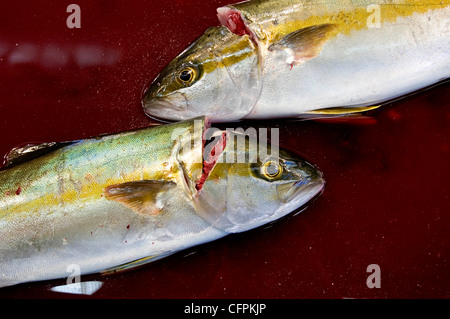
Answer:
top-left (178, 67), bottom-right (196, 85)
top-left (261, 160), bottom-right (283, 180)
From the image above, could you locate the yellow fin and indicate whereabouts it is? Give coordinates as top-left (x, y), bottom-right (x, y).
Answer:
top-left (101, 254), bottom-right (172, 275)
top-left (269, 24), bottom-right (336, 65)
top-left (104, 180), bottom-right (175, 215)
top-left (305, 105), bottom-right (381, 115)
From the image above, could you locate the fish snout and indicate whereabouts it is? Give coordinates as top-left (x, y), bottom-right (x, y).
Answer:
top-left (142, 94), bottom-right (189, 122)
top-left (277, 160), bottom-right (324, 204)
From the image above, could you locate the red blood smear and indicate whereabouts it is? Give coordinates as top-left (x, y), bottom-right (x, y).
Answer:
top-left (217, 7), bottom-right (254, 39)
top-left (226, 12), bottom-right (248, 36)
top-left (15, 187), bottom-right (21, 195)
top-left (0, 0), bottom-right (449, 299)
top-left (196, 131), bottom-right (227, 191)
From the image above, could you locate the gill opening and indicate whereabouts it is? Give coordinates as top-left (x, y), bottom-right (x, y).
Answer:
top-left (217, 7), bottom-right (258, 46)
top-left (217, 6), bottom-right (265, 112)
top-left (196, 123), bottom-right (229, 192)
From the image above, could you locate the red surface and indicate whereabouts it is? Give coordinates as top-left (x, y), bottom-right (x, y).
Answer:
top-left (0, 0), bottom-right (449, 299)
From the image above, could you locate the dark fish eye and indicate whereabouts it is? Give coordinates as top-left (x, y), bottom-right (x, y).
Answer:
top-left (261, 160), bottom-right (283, 180)
top-left (178, 67), bottom-right (196, 85)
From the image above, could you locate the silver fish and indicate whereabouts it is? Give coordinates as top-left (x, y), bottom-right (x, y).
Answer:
top-left (143, 0), bottom-right (450, 122)
top-left (0, 117), bottom-right (324, 287)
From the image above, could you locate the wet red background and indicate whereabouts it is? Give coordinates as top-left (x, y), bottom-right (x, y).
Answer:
top-left (0, 0), bottom-right (449, 299)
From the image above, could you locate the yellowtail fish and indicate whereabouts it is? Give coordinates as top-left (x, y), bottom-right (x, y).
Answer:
top-left (0, 117), bottom-right (324, 288)
top-left (143, 0), bottom-right (450, 122)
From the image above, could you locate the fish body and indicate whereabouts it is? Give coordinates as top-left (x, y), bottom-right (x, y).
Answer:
top-left (0, 117), bottom-right (324, 288)
top-left (143, 0), bottom-right (450, 122)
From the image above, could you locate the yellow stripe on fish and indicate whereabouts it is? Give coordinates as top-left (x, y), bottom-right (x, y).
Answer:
top-left (224, 0), bottom-right (450, 48)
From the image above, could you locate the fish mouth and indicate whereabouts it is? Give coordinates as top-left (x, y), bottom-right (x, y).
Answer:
top-left (271, 175), bottom-right (325, 224)
top-left (142, 94), bottom-right (189, 122)
top-left (276, 158), bottom-right (325, 208)
top-left (278, 177), bottom-right (325, 205)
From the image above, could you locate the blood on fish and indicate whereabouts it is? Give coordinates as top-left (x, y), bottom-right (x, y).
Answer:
top-left (15, 187), bottom-right (21, 195)
top-left (217, 8), bottom-right (257, 44)
top-left (196, 131), bottom-right (228, 191)
top-left (225, 12), bottom-right (248, 36)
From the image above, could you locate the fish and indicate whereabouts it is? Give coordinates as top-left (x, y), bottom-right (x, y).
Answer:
top-left (142, 0), bottom-right (450, 122)
top-left (0, 117), bottom-right (324, 288)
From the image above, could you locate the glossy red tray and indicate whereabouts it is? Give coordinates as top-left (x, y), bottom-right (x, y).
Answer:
top-left (0, 0), bottom-right (449, 298)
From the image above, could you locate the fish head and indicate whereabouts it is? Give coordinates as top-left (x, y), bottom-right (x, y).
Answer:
top-left (103, 118), bottom-right (323, 235)
top-left (192, 128), bottom-right (324, 233)
top-left (142, 26), bottom-right (261, 122)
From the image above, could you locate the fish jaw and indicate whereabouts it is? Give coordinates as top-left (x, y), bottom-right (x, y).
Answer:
top-left (142, 92), bottom-right (190, 122)
top-left (274, 172), bottom-right (325, 219)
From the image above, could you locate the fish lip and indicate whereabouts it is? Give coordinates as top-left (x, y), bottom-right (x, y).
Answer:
top-left (142, 94), bottom-right (189, 122)
top-left (271, 176), bottom-right (325, 224)
top-left (277, 174), bottom-right (325, 205)
top-left (276, 157), bottom-right (324, 204)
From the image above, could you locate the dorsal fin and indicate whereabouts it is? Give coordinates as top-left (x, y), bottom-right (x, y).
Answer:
top-left (1, 141), bottom-right (75, 170)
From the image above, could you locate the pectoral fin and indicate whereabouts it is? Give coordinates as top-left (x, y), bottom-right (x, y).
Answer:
top-left (269, 24), bottom-right (336, 65)
top-left (105, 180), bottom-right (175, 215)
